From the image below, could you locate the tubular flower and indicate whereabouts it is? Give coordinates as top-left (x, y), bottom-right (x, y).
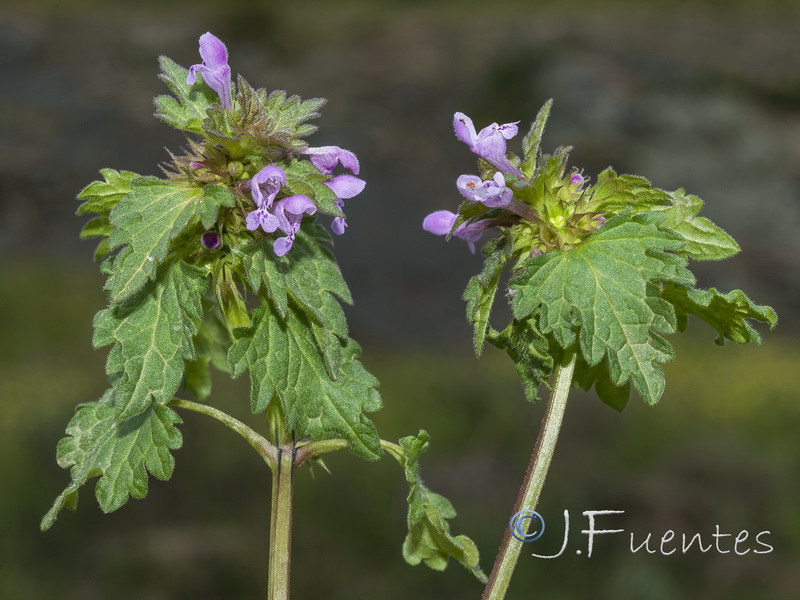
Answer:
top-left (324, 174), bottom-right (366, 235)
top-left (422, 210), bottom-right (491, 254)
top-left (271, 195), bottom-right (317, 256)
top-left (453, 112), bottom-right (522, 177)
top-left (186, 32), bottom-right (233, 109)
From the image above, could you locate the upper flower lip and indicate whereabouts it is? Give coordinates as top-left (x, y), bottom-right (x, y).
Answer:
top-left (453, 112), bottom-right (523, 177)
top-left (186, 32), bottom-right (233, 109)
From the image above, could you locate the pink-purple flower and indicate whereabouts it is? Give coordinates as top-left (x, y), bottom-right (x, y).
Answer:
top-left (454, 113), bottom-right (522, 177)
top-left (271, 195), bottom-right (318, 256)
top-left (186, 32), bottom-right (233, 109)
top-left (324, 174), bottom-right (366, 235)
top-left (302, 146), bottom-right (360, 175)
top-left (457, 172), bottom-right (513, 208)
top-left (422, 210), bottom-right (491, 254)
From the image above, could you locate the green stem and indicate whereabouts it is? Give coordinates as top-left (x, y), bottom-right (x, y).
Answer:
top-left (168, 398), bottom-right (277, 468)
top-left (481, 348), bottom-right (577, 600)
top-left (295, 438), bottom-right (404, 467)
top-left (268, 445), bottom-right (295, 600)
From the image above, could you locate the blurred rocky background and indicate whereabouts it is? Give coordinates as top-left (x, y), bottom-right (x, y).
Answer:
top-left (1, 0), bottom-right (798, 598)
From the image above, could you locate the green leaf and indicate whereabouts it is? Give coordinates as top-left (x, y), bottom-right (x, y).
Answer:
top-left (262, 89), bottom-right (326, 146)
top-left (284, 160), bottom-right (343, 217)
top-left (487, 318), bottom-right (554, 402)
top-left (228, 302), bottom-right (382, 460)
top-left (521, 98), bottom-right (553, 163)
top-left (589, 169), bottom-right (672, 213)
top-left (41, 390), bottom-right (182, 531)
top-left (511, 211), bottom-right (695, 404)
top-left (94, 260), bottom-right (209, 419)
top-left (572, 355), bottom-right (631, 412)
top-left (653, 189), bottom-right (740, 261)
top-left (154, 56), bottom-right (218, 133)
top-left (106, 177), bottom-right (234, 302)
top-left (184, 298), bottom-right (232, 401)
top-left (76, 169), bottom-right (139, 216)
top-left (463, 235), bottom-right (513, 356)
top-left (235, 225), bottom-right (351, 374)
top-left (399, 431), bottom-right (486, 582)
top-left (662, 283), bottom-right (777, 344)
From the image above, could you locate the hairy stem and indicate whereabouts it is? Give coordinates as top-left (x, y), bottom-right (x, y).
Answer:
top-left (168, 398), bottom-right (277, 468)
top-left (481, 348), bottom-right (577, 600)
top-left (268, 445), bottom-right (295, 600)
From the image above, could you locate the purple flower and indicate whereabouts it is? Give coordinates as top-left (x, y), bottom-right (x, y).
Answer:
top-left (271, 195), bottom-right (317, 256)
top-left (302, 146), bottom-right (360, 175)
top-left (246, 207), bottom-right (280, 233)
top-left (200, 232), bottom-right (222, 250)
top-left (250, 165), bottom-right (287, 209)
top-left (422, 210), bottom-right (491, 253)
top-left (324, 174), bottom-right (366, 235)
top-left (454, 112), bottom-right (522, 177)
top-left (570, 173), bottom-right (585, 186)
top-left (457, 172), bottom-right (512, 208)
top-left (186, 32), bottom-right (233, 109)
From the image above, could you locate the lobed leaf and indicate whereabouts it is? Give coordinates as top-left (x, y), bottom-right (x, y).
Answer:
top-left (511, 211), bottom-right (695, 404)
top-left (487, 318), bottom-right (554, 402)
top-left (261, 89), bottom-right (326, 146)
top-left (662, 282), bottom-right (777, 344)
top-left (228, 302), bottom-right (382, 460)
top-left (463, 235), bottom-right (513, 356)
top-left (106, 177), bottom-right (234, 302)
top-left (654, 190), bottom-right (740, 261)
top-left (399, 431), bottom-right (486, 582)
top-left (589, 169), bottom-right (672, 213)
top-left (235, 225), bottom-right (351, 375)
top-left (154, 56), bottom-right (218, 133)
top-left (520, 99), bottom-right (553, 176)
top-left (76, 169), bottom-right (139, 216)
top-left (41, 390), bottom-right (182, 531)
top-left (94, 260), bottom-right (209, 419)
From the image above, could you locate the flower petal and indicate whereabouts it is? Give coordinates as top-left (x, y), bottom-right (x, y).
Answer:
top-left (422, 210), bottom-right (457, 236)
top-left (304, 146), bottom-right (360, 175)
top-left (279, 194), bottom-right (316, 216)
top-left (325, 175), bottom-right (366, 199)
top-left (456, 174), bottom-right (484, 201)
top-left (454, 112), bottom-right (478, 147)
top-left (198, 32), bottom-right (228, 70)
top-left (331, 216), bottom-right (347, 235)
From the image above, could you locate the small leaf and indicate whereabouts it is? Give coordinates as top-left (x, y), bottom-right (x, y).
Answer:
top-left (94, 260), bottom-right (209, 419)
top-left (653, 190), bottom-right (740, 261)
top-left (399, 431), bottom-right (486, 582)
top-left (262, 89), bottom-right (326, 147)
top-left (464, 235), bottom-right (513, 356)
top-left (572, 355), bottom-right (631, 412)
top-left (76, 169), bottom-right (139, 216)
top-left (589, 169), bottom-right (672, 213)
top-left (662, 283), bottom-right (777, 344)
top-left (521, 99), bottom-right (553, 160)
top-left (511, 211), bottom-right (694, 404)
top-left (154, 56), bottom-right (218, 133)
top-left (106, 177), bottom-right (233, 302)
top-left (228, 302), bottom-right (382, 460)
top-left (487, 318), bottom-right (554, 402)
top-left (41, 390), bottom-right (182, 531)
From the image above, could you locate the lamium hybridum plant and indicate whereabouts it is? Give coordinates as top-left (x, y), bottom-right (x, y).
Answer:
top-left (41, 33), bottom-right (485, 598)
top-left (424, 101), bottom-right (777, 599)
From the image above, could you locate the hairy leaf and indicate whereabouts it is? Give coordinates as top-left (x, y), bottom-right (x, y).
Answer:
top-left (572, 355), bottom-right (631, 412)
top-left (654, 190), bottom-right (740, 261)
top-left (261, 89), bottom-right (326, 147)
top-left (184, 298), bottom-right (232, 401)
top-left (228, 302), bottom-right (382, 460)
top-left (76, 169), bottom-right (139, 217)
top-left (520, 99), bottom-right (553, 178)
top-left (41, 390), bottom-right (182, 530)
top-left (94, 260), bottom-right (209, 419)
top-left (399, 431), bottom-right (486, 582)
top-left (235, 225), bottom-right (350, 375)
top-left (464, 235), bottom-right (513, 356)
top-left (589, 169), bottom-right (672, 213)
top-left (511, 212), bottom-right (695, 404)
top-left (662, 283), bottom-right (777, 344)
top-left (154, 56), bottom-right (218, 133)
top-left (487, 318), bottom-right (554, 402)
top-left (106, 177), bottom-right (233, 302)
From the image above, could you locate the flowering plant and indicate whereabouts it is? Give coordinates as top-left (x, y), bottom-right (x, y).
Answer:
top-left (424, 101), bottom-right (777, 599)
top-left (41, 33), bottom-right (484, 597)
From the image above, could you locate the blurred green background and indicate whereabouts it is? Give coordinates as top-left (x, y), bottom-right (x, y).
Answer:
top-left (2, 0), bottom-right (798, 598)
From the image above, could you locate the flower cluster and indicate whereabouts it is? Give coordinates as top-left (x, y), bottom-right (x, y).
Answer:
top-left (423, 111), bottom-right (604, 256)
top-left (183, 33), bottom-right (365, 256)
